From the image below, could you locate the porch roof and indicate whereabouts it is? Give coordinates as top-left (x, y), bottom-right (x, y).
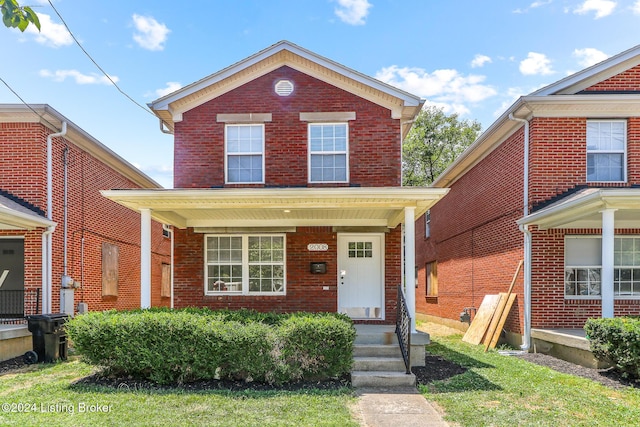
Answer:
top-left (101, 187), bottom-right (448, 229)
top-left (0, 195), bottom-right (55, 230)
top-left (517, 188), bottom-right (640, 230)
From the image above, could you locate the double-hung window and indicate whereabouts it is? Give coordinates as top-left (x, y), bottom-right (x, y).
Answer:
top-left (205, 235), bottom-right (285, 295)
top-left (586, 120), bottom-right (626, 182)
top-left (565, 236), bottom-right (640, 298)
top-left (226, 124), bottom-right (264, 183)
top-left (309, 123), bottom-right (348, 183)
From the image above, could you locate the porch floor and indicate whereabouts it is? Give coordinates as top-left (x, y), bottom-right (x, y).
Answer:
top-left (530, 328), bottom-right (604, 369)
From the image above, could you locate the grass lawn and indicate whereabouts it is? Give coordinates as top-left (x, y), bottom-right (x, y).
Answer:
top-left (0, 358), bottom-right (358, 427)
top-left (421, 334), bottom-right (640, 427)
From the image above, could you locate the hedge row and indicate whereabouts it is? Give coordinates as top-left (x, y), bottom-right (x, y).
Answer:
top-left (585, 317), bottom-right (640, 379)
top-left (66, 309), bottom-right (355, 385)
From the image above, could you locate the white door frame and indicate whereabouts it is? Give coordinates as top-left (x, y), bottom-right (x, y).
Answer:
top-left (337, 233), bottom-right (385, 320)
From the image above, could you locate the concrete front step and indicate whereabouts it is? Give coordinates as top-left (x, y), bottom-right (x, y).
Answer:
top-left (351, 370), bottom-right (416, 387)
top-left (353, 356), bottom-right (406, 371)
top-left (353, 344), bottom-right (402, 358)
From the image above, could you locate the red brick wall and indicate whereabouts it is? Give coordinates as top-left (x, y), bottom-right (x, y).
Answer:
top-left (174, 66), bottom-right (401, 188)
top-left (416, 127), bottom-right (525, 331)
top-left (173, 226), bottom-right (401, 323)
top-left (585, 64), bottom-right (640, 92)
top-left (0, 122), bottom-right (171, 313)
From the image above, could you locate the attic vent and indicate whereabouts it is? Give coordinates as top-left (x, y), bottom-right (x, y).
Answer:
top-left (275, 79), bottom-right (294, 96)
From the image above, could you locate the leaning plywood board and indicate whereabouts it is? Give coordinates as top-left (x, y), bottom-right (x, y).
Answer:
top-left (485, 293), bottom-right (517, 351)
top-left (482, 292), bottom-right (509, 348)
top-left (462, 294), bottom-right (501, 345)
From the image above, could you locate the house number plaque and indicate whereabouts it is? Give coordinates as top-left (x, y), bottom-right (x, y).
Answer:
top-left (307, 243), bottom-right (329, 251)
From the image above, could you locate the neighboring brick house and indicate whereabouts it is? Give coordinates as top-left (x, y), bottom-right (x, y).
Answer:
top-left (415, 44), bottom-right (640, 349)
top-left (0, 104), bottom-right (171, 325)
top-left (103, 41), bottom-right (447, 327)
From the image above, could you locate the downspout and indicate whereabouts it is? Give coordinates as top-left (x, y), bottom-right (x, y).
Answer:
top-left (509, 114), bottom-right (532, 351)
top-left (45, 122), bottom-right (67, 313)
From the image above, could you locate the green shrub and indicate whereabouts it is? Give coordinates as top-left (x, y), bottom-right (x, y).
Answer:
top-left (585, 317), bottom-right (640, 379)
top-left (66, 309), bottom-right (355, 385)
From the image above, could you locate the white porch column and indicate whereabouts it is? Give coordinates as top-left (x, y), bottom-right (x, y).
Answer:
top-left (140, 208), bottom-right (152, 309)
top-left (601, 209), bottom-right (616, 318)
top-left (404, 206), bottom-right (416, 332)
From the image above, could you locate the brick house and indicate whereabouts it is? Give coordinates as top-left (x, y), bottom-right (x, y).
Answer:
top-left (415, 44), bottom-right (640, 355)
top-left (0, 104), bottom-right (171, 359)
top-left (103, 41), bottom-right (448, 328)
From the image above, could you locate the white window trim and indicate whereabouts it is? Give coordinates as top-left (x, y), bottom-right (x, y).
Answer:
top-left (307, 122), bottom-right (349, 184)
top-left (564, 235), bottom-right (640, 300)
top-left (224, 124), bottom-right (265, 184)
top-left (585, 119), bottom-right (627, 184)
top-left (204, 234), bottom-right (286, 296)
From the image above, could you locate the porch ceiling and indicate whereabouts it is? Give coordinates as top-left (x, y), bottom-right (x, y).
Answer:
top-left (518, 188), bottom-right (640, 230)
top-left (101, 187), bottom-right (449, 229)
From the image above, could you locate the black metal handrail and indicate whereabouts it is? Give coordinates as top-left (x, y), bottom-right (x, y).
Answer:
top-left (395, 284), bottom-right (411, 374)
top-left (0, 288), bottom-right (40, 323)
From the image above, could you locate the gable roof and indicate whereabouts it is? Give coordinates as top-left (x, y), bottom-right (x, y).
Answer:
top-left (0, 104), bottom-right (162, 189)
top-left (148, 40), bottom-right (424, 136)
top-left (432, 44), bottom-right (640, 188)
top-left (0, 193), bottom-right (55, 230)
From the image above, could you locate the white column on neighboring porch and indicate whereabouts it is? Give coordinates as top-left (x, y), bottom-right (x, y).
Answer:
top-left (404, 206), bottom-right (416, 332)
top-left (601, 208), bottom-right (616, 318)
top-left (140, 208), bottom-right (152, 309)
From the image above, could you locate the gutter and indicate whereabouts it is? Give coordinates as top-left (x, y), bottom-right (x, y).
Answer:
top-left (509, 114), bottom-right (531, 352)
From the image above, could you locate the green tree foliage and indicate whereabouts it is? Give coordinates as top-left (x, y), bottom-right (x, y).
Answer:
top-left (1, 0), bottom-right (40, 32)
top-left (403, 106), bottom-right (481, 186)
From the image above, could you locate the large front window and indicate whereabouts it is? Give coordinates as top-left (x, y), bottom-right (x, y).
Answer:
top-left (206, 235), bottom-right (285, 295)
top-left (586, 120), bottom-right (626, 182)
top-left (226, 124), bottom-right (264, 183)
top-left (309, 123), bottom-right (348, 183)
top-left (565, 236), bottom-right (640, 298)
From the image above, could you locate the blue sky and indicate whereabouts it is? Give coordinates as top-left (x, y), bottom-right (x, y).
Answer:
top-left (2, 0), bottom-right (639, 188)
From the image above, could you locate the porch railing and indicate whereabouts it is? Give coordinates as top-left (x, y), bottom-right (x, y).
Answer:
top-left (0, 288), bottom-right (40, 323)
top-left (395, 284), bottom-right (411, 374)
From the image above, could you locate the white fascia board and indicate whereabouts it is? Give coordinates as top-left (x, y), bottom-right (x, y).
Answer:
top-left (149, 41), bottom-right (422, 112)
top-left (531, 44), bottom-right (640, 96)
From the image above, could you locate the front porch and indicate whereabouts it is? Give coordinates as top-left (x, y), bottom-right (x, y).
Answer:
top-left (530, 328), bottom-right (607, 369)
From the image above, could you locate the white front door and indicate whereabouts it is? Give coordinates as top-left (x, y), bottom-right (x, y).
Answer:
top-left (337, 233), bottom-right (384, 319)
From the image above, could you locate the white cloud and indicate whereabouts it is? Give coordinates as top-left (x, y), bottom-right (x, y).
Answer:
top-left (375, 66), bottom-right (496, 117)
top-left (39, 69), bottom-right (118, 85)
top-left (519, 52), bottom-right (554, 75)
top-left (471, 54), bottom-right (492, 68)
top-left (513, 0), bottom-right (553, 13)
top-left (632, 0), bottom-right (640, 14)
top-left (154, 82), bottom-right (182, 98)
top-left (573, 0), bottom-right (617, 18)
top-left (573, 48), bottom-right (609, 67)
top-left (23, 13), bottom-right (72, 48)
top-left (132, 14), bottom-right (170, 51)
top-left (334, 0), bottom-right (372, 25)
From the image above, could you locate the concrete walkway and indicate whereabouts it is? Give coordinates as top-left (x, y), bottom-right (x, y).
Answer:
top-left (355, 387), bottom-right (449, 427)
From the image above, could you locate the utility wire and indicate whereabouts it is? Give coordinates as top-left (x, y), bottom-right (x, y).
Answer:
top-left (0, 75), bottom-right (61, 131)
top-left (46, 0), bottom-right (155, 117)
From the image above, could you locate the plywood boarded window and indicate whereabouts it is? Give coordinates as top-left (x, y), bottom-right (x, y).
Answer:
top-left (161, 263), bottom-right (171, 298)
top-left (102, 243), bottom-right (119, 296)
top-left (426, 261), bottom-right (438, 297)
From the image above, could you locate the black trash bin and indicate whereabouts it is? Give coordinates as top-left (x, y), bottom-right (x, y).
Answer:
top-left (24, 313), bottom-right (69, 364)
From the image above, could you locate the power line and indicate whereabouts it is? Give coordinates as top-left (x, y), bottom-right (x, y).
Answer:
top-left (46, 0), bottom-right (155, 117)
top-left (0, 75), bottom-right (61, 131)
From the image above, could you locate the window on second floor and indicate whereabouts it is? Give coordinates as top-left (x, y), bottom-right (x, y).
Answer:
top-left (425, 210), bottom-right (431, 238)
top-left (586, 120), bottom-right (626, 183)
top-left (309, 123), bottom-right (348, 183)
top-left (225, 124), bottom-right (264, 184)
